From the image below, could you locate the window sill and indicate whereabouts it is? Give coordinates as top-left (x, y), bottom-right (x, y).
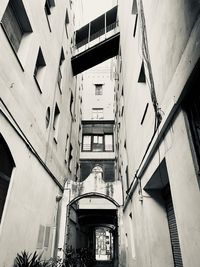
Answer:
top-left (0, 22), bottom-right (24, 72)
top-left (33, 76), bottom-right (42, 94)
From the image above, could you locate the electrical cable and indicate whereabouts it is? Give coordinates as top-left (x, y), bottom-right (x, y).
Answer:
top-left (125, 0), bottom-right (163, 199)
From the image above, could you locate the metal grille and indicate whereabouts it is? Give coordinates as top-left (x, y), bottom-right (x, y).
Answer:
top-left (163, 186), bottom-right (183, 267)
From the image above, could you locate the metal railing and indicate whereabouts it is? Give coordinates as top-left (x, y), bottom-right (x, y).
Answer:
top-left (74, 21), bottom-right (119, 55)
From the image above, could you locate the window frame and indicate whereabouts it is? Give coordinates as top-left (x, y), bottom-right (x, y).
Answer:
top-left (0, 0), bottom-right (32, 70)
top-left (82, 134), bottom-right (114, 152)
top-left (95, 84), bottom-right (103, 96)
top-left (92, 108), bottom-right (104, 120)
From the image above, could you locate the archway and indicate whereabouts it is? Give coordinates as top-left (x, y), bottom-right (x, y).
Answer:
top-left (68, 192), bottom-right (120, 208)
top-left (66, 193), bottom-right (119, 267)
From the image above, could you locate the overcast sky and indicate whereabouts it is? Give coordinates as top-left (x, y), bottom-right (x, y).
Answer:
top-left (82, 0), bottom-right (116, 24)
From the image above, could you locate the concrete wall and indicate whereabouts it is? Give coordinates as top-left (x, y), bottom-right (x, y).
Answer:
top-left (82, 60), bottom-right (115, 121)
top-left (0, 0), bottom-right (81, 265)
top-left (117, 0), bottom-right (200, 266)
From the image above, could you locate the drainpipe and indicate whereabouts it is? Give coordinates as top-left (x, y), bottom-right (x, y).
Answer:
top-left (57, 185), bottom-right (71, 260)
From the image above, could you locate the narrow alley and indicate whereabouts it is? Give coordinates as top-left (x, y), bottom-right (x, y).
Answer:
top-left (0, 0), bottom-right (200, 267)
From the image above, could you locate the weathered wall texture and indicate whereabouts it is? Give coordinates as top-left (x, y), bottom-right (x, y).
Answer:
top-left (0, 0), bottom-right (81, 265)
top-left (117, 0), bottom-right (200, 266)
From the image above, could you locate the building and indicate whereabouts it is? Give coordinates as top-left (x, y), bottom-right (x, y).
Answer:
top-left (0, 0), bottom-right (200, 266)
top-left (0, 0), bottom-right (82, 265)
top-left (116, 0), bottom-right (200, 266)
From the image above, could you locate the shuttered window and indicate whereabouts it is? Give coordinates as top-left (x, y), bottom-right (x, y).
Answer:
top-left (44, 226), bottom-right (51, 247)
top-left (1, 0), bottom-right (32, 53)
top-left (163, 186), bottom-right (183, 267)
top-left (1, 4), bottom-right (23, 52)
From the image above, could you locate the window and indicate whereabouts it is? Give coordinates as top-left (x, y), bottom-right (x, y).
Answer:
top-left (68, 144), bottom-right (73, 172)
top-left (65, 134), bottom-right (69, 164)
top-left (93, 135), bottom-right (103, 151)
top-left (44, 0), bottom-right (55, 31)
top-left (132, 0), bottom-right (138, 37)
top-left (44, 226), bottom-right (51, 248)
top-left (34, 48), bottom-right (46, 92)
top-left (82, 134), bottom-right (113, 152)
top-left (53, 103), bottom-right (60, 142)
top-left (58, 48), bottom-right (65, 91)
top-left (92, 108), bottom-right (104, 120)
top-left (1, 0), bottom-right (32, 53)
top-left (125, 166), bottom-right (129, 189)
top-left (70, 92), bottom-right (74, 117)
top-left (82, 135), bottom-right (91, 151)
top-left (45, 107), bottom-right (50, 128)
top-left (138, 62), bottom-right (146, 83)
top-left (0, 134), bottom-right (15, 222)
top-left (105, 135), bottom-right (113, 151)
top-left (95, 84), bottom-right (103, 95)
top-left (185, 86), bottom-right (200, 171)
top-left (65, 9), bottom-right (69, 38)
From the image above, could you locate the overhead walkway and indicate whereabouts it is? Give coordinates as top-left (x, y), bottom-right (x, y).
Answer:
top-left (71, 6), bottom-right (120, 75)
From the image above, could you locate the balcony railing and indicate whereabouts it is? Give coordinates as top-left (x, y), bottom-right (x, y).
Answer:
top-left (74, 21), bottom-right (119, 56)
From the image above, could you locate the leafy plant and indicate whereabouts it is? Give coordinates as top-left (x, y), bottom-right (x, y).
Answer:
top-left (13, 251), bottom-right (42, 267)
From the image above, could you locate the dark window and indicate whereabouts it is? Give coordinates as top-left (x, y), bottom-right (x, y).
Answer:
top-left (0, 134), bottom-right (15, 222)
top-left (132, 0), bottom-right (138, 37)
top-left (53, 103), bottom-right (60, 142)
top-left (34, 48), bottom-right (46, 92)
top-left (44, 0), bottom-right (55, 31)
top-left (125, 166), bottom-right (129, 190)
top-left (45, 107), bottom-right (50, 128)
top-left (65, 134), bottom-right (69, 164)
top-left (1, 0), bottom-right (32, 53)
top-left (138, 62), bottom-right (146, 83)
top-left (82, 134), bottom-right (113, 152)
top-left (58, 48), bottom-right (65, 90)
top-left (45, 0), bottom-right (55, 15)
top-left (65, 9), bottom-right (69, 37)
top-left (70, 92), bottom-right (74, 117)
top-left (95, 84), bottom-right (103, 95)
top-left (185, 87), bottom-right (200, 168)
top-left (68, 144), bottom-right (73, 171)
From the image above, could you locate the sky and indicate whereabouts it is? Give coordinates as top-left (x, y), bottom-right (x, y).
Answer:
top-left (81, 0), bottom-right (116, 24)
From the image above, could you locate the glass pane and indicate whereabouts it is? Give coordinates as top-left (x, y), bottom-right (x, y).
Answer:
top-left (98, 136), bottom-right (103, 144)
top-left (93, 136), bottom-right (98, 143)
top-left (83, 136), bottom-right (91, 150)
top-left (105, 135), bottom-right (113, 151)
top-left (95, 228), bottom-right (113, 261)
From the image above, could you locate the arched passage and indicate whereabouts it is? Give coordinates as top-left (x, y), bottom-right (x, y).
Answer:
top-left (66, 192), bottom-right (119, 267)
top-left (68, 192), bottom-right (120, 208)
